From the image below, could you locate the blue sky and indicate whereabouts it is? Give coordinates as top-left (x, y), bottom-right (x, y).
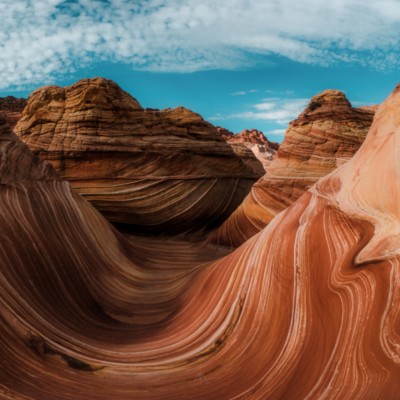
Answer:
top-left (1, 0), bottom-right (400, 141)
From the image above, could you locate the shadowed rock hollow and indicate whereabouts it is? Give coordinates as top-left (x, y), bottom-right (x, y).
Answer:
top-left (0, 96), bottom-right (26, 128)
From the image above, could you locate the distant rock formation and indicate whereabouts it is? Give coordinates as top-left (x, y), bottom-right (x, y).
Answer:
top-left (211, 89), bottom-right (376, 246)
top-left (0, 96), bottom-right (26, 128)
top-left (227, 128), bottom-right (279, 170)
top-left (15, 78), bottom-right (264, 234)
top-left (227, 128), bottom-right (277, 147)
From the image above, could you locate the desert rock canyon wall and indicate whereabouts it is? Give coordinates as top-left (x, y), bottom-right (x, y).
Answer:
top-left (0, 81), bottom-right (398, 399)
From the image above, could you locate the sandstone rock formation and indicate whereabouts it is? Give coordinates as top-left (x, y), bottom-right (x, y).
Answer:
top-left (0, 96), bottom-right (26, 128)
top-left (0, 117), bottom-right (231, 397)
top-left (226, 128), bottom-right (279, 170)
top-left (211, 90), bottom-right (376, 247)
top-left (0, 86), bottom-right (399, 399)
top-left (15, 78), bottom-right (263, 235)
top-left (226, 128), bottom-right (277, 147)
top-left (0, 117), bottom-right (58, 182)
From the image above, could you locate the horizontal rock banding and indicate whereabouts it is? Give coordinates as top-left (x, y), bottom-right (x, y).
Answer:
top-left (211, 90), bottom-right (376, 247)
top-left (15, 78), bottom-right (263, 234)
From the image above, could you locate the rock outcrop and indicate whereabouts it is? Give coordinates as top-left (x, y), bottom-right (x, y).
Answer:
top-left (0, 96), bottom-right (26, 128)
top-left (211, 90), bottom-right (376, 246)
top-left (226, 128), bottom-right (279, 170)
top-left (0, 116), bottom-right (58, 182)
top-left (0, 86), bottom-right (398, 400)
top-left (15, 78), bottom-right (263, 234)
top-left (227, 128), bottom-right (278, 147)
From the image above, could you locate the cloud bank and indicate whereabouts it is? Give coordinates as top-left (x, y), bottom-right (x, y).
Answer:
top-left (209, 97), bottom-right (309, 134)
top-left (235, 98), bottom-right (309, 125)
top-left (1, 0), bottom-right (400, 89)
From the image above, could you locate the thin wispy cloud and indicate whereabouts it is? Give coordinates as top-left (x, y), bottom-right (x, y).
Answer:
top-left (216, 98), bottom-right (308, 124)
top-left (1, 0), bottom-right (400, 89)
top-left (230, 89), bottom-right (258, 96)
top-left (209, 97), bottom-right (308, 137)
top-left (268, 128), bottom-right (287, 136)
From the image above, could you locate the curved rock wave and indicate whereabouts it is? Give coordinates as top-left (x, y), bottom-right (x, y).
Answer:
top-left (0, 86), bottom-right (399, 399)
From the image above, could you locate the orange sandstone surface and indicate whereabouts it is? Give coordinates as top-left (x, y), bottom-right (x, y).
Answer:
top-left (0, 84), bottom-right (398, 399)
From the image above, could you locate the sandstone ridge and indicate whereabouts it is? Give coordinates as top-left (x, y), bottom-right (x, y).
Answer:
top-left (16, 77), bottom-right (264, 234)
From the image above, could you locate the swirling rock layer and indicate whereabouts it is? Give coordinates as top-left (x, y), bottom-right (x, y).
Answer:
top-left (0, 86), bottom-right (399, 399)
top-left (212, 90), bottom-right (376, 247)
top-left (15, 78), bottom-right (263, 234)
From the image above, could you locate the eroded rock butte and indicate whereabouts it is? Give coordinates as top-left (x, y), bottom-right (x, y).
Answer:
top-left (211, 90), bottom-right (376, 246)
top-left (15, 78), bottom-right (264, 235)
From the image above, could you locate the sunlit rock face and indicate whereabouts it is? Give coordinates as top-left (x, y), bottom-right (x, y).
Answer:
top-left (0, 96), bottom-right (26, 128)
top-left (211, 90), bottom-right (376, 247)
top-left (0, 87), bottom-right (399, 399)
top-left (15, 77), bottom-right (263, 235)
top-left (226, 128), bottom-right (279, 170)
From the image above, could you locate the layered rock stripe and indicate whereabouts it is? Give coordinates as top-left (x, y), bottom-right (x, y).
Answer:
top-left (15, 78), bottom-right (263, 235)
top-left (211, 90), bottom-right (376, 247)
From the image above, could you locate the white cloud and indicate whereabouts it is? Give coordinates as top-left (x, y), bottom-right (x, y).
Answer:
top-left (268, 128), bottom-right (287, 136)
top-left (228, 98), bottom-right (309, 125)
top-left (209, 97), bottom-right (308, 135)
top-left (1, 0), bottom-right (400, 89)
top-left (230, 89), bottom-right (258, 96)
